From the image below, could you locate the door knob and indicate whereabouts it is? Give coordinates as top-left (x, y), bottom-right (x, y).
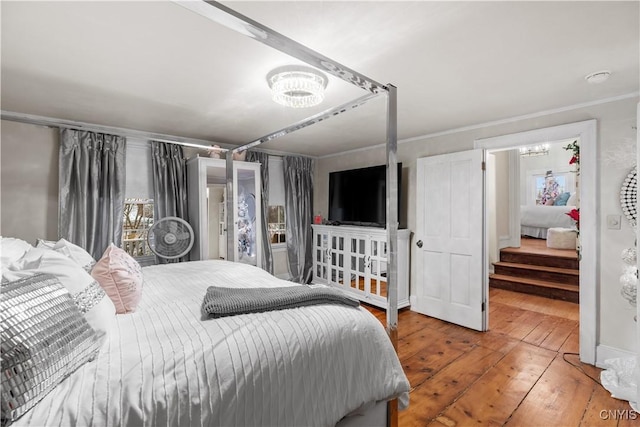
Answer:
top-left (416, 240), bottom-right (423, 248)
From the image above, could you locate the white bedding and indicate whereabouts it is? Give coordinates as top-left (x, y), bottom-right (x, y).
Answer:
top-left (520, 205), bottom-right (576, 238)
top-left (14, 260), bottom-right (409, 427)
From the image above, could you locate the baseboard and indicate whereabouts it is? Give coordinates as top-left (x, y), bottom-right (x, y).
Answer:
top-left (595, 344), bottom-right (637, 368)
top-left (498, 235), bottom-right (514, 250)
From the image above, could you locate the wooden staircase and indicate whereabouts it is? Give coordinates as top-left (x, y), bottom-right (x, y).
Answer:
top-left (490, 242), bottom-right (579, 303)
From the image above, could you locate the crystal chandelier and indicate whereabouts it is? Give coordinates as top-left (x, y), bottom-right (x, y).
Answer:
top-left (519, 144), bottom-right (550, 157)
top-left (267, 65), bottom-right (328, 108)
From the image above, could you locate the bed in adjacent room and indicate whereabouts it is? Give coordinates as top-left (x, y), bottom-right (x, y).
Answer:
top-left (520, 204), bottom-right (577, 239)
top-left (1, 238), bottom-right (409, 427)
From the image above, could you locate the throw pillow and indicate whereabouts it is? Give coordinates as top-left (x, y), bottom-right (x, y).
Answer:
top-left (36, 238), bottom-right (96, 272)
top-left (5, 247), bottom-right (116, 342)
top-left (554, 192), bottom-right (571, 206)
top-left (0, 237), bottom-right (33, 268)
top-left (92, 243), bottom-right (143, 314)
top-left (566, 192), bottom-right (578, 207)
top-left (0, 273), bottom-right (102, 425)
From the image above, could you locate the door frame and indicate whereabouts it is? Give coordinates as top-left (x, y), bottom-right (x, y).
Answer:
top-left (475, 119), bottom-right (597, 364)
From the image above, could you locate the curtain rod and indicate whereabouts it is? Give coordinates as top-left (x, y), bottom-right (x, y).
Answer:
top-left (0, 110), bottom-right (235, 152)
top-left (0, 110), bottom-right (317, 158)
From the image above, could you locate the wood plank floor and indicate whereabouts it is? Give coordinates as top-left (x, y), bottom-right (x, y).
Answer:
top-left (363, 288), bottom-right (636, 426)
top-left (511, 236), bottom-right (579, 260)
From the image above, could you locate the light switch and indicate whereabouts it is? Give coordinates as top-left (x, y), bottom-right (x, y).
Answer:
top-left (607, 214), bottom-right (621, 230)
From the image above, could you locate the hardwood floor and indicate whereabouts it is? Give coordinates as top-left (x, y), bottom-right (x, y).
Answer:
top-left (363, 289), bottom-right (635, 426)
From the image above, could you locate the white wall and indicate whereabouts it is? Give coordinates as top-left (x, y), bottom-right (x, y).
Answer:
top-left (1, 120), bottom-right (58, 243)
top-left (485, 150), bottom-right (511, 266)
top-left (486, 153), bottom-right (498, 267)
top-left (494, 150), bottom-right (510, 241)
top-left (314, 96), bottom-right (639, 354)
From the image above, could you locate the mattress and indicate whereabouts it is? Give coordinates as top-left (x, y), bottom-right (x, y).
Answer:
top-left (14, 260), bottom-right (409, 427)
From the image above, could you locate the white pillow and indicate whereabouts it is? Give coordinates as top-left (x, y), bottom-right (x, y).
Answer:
top-left (1, 236), bottom-right (34, 268)
top-left (7, 247), bottom-right (116, 343)
top-left (566, 192), bottom-right (577, 207)
top-left (37, 238), bottom-right (96, 272)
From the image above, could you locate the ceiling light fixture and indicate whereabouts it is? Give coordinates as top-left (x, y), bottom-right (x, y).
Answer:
top-left (267, 65), bottom-right (328, 108)
top-left (585, 70), bottom-right (611, 84)
top-left (520, 144), bottom-right (550, 157)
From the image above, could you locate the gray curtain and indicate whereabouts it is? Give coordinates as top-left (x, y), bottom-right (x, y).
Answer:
top-left (58, 128), bottom-right (126, 260)
top-left (283, 156), bottom-right (314, 284)
top-left (246, 150), bottom-right (273, 274)
top-left (151, 141), bottom-right (189, 263)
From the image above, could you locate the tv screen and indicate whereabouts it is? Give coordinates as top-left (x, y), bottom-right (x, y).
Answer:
top-left (328, 163), bottom-right (402, 227)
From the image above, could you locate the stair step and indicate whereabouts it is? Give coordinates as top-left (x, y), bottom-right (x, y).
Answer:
top-left (499, 249), bottom-right (579, 270)
top-left (489, 274), bottom-right (578, 304)
top-left (493, 262), bottom-right (578, 286)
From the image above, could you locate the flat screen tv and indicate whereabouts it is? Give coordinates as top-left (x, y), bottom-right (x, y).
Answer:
top-left (328, 163), bottom-right (402, 228)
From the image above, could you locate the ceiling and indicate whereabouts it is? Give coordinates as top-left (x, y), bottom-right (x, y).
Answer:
top-left (1, 1), bottom-right (638, 157)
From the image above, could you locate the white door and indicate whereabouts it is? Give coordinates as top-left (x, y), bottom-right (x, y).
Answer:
top-left (411, 149), bottom-right (486, 331)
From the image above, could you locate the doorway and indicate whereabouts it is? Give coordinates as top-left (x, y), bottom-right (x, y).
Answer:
top-left (487, 140), bottom-right (580, 303)
top-left (475, 119), bottom-right (597, 364)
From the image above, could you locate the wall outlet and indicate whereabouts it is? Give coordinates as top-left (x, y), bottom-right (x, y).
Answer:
top-left (606, 214), bottom-right (621, 230)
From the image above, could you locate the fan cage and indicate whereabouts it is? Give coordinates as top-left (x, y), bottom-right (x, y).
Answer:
top-left (147, 216), bottom-right (195, 260)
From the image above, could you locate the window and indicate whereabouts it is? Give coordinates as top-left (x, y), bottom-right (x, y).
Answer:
top-left (122, 198), bottom-right (154, 257)
top-left (268, 205), bottom-right (286, 244)
top-left (527, 168), bottom-right (575, 206)
top-left (123, 139), bottom-right (154, 257)
top-left (268, 156), bottom-right (286, 246)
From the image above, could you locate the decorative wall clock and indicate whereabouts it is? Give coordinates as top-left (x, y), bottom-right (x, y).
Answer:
top-left (620, 166), bottom-right (637, 228)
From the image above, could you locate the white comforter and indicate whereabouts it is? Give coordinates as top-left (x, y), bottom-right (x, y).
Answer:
top-left (520, 205), bottom-right (576, 238)
top-left (15, 260), bottom-right (409, 427)
top-left (520, 205), bottom-right (576, 228)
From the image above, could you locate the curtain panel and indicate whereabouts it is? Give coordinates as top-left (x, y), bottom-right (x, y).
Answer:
top-left (151, 141), bottom-right (189, 263)
top-left (58, 128), bottom-right (126, 260)
top-left (283, 156), bottom-right (314, 284)
top-left (246, 150), bottom-right (273, 274)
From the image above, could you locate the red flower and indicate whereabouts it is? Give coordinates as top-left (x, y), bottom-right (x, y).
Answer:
top-left (566, 208), bottom-right (580, 229)
top-left (569, 156), bottom-right (578, 165)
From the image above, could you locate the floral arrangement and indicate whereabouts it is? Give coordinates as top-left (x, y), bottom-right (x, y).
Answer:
top-left (566, 208), bottom-right (580, 230)
top-left (564, 140), bottom-right (580, 173)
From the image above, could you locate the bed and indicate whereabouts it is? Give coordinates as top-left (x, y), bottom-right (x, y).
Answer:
top-left (520, 205), bottom-right (577, 239)
top-left (2, 2), bottom-right (408, 425)
top-left (1, 239), bottom-right (409, 427)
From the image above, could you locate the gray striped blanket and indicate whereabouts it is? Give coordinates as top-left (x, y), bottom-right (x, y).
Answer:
top-left (201, 285), bottom-right (360, 318)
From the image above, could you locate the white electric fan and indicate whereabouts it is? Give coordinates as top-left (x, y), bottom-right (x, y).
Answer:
top-left (147, 216), bottom-right (195, 260)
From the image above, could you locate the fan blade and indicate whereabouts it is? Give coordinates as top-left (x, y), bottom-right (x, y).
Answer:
top-left (150, 228), bottom-right (168, 248)
top-left (174, 231), bottom-right (191, 240)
